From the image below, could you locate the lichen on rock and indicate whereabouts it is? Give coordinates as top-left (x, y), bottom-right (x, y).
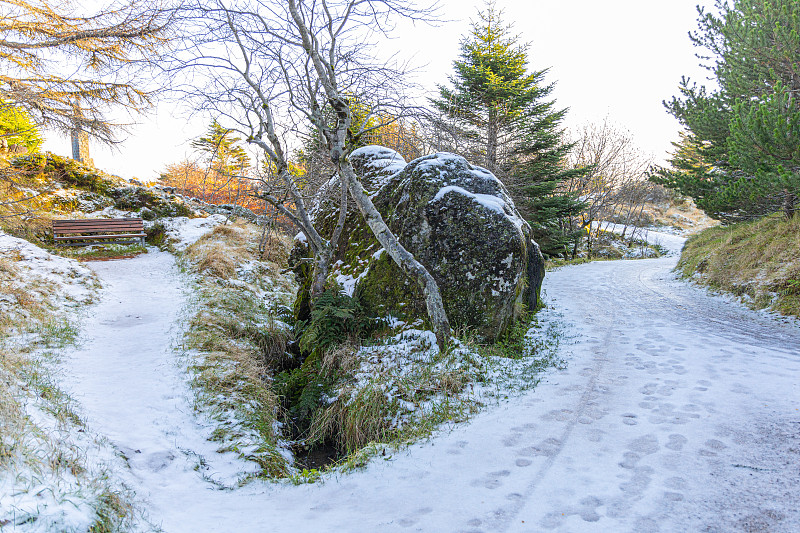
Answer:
top-left (290, 145), bottom-right (545, 341)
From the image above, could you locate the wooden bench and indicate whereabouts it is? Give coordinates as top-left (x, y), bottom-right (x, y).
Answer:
top-left (53, 218), bottom-right (146, 247)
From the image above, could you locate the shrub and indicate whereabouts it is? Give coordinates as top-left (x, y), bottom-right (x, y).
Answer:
top-left (297, 286), bottom-right (378, 358)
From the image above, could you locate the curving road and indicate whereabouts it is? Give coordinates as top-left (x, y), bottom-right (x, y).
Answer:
top-left (62, 235), bottom-right (800, 532)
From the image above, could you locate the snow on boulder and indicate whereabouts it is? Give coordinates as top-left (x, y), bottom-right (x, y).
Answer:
top-left (290, 147), bottom-right (545, 341)
top-left (348, 145), bottom-right (407, 193)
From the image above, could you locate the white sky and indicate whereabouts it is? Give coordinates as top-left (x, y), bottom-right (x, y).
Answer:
top-left (42, 0), bottom-right (714, 181)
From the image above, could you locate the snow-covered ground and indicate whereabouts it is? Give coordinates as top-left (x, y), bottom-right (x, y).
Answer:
top-left (6, 228), bottom-right (799, 532)
top-left (591, 221), bottom-right (687, 256)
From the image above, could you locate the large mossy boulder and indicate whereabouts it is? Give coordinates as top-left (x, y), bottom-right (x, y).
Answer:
top-left (292, 146), bottom-right (545, 341)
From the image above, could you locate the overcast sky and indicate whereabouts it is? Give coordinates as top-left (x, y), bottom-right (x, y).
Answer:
top-left (43, 0), bottom-right (714, 181)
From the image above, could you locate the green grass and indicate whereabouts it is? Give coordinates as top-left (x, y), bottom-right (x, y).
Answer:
top-left (292, 310), bottom-right (566, 476)
top-left (677, 213), bottom-right (800, 317)
top-left (52, 244), bottom-right (147, 261)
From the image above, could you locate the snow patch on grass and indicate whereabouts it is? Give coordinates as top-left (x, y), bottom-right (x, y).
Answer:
top-left (0, 233), bottom-right (144, 532)
top-left (307, 308), bottom-right (566, 470)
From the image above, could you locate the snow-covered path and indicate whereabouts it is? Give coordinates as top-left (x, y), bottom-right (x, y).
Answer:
top-left (64, 240), bottom-right (800, 532)
top-left (60, 251), bottom-right (256, 529)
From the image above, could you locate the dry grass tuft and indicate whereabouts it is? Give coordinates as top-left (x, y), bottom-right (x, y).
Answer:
top-left (178, 219), bottom-right (297, 478)
top-left (0, 257), bottom-right (53, 332)
top-left (185, 242), bottom-right (240, 279)
top-left (0, 379), bottom-right (25, 467)
top-left (679, 213), bottom-right (800, 317)
top-left (260, 231), bottom-right (291, 265)
top-left (307, 342), bottom-right (482, 456)
top-left (320, 344), bottom-right (360, 374)
top-left (310, 383), bottom-right (395, 454)
top-left (182, 221), bottom-right (290, 280)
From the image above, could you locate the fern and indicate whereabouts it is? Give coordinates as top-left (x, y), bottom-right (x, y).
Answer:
top-left (298, 287), bottom-right (376, 357)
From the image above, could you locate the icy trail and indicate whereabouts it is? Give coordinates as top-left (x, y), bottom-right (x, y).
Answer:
top-left (64, 237), bottom-right (799, 532)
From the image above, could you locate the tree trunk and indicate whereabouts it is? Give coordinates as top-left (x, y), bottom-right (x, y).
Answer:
top-left (311, 174), bottom-right (350, 298)
top-left (340, 162), bottom-right (451, 349)
top-left (486, 108), bottom-right (498, 174)
top-left (286, 0), bottom-right (450, 346)
top-left (311, 248), bottom-right (333, 298)
top-left (784, 189), bottom-right (796, 219)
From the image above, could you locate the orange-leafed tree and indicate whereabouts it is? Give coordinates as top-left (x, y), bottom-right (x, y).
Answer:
top-left (161, 120), bottom-right (258, 207)
top-left (1, 0), bottom-right (171, 143)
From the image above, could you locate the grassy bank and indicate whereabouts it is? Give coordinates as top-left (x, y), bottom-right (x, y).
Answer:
top-left (174, 219), bottom-right (567, 482)
top-left (677, 214), bottom-right (800, 318)
top-left (177, 221), bottom-right (298, 481)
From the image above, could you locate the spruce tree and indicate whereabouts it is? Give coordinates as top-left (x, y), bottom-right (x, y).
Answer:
top-left (431, 1), bottom-right (538, 177)
top-left (510, 102), bottom-right (587, 258)
top-left (433, 1), bottom-right (588, 258)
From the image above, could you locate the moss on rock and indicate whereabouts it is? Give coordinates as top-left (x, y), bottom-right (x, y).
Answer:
top-left (10, 152), bottom-right (122, 194)
top-left (110, 186), bottom-right (193, 218)
top-left (290, 146), bottom-right (546, 341)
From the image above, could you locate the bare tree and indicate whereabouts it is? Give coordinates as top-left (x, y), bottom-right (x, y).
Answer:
top-left (1, 0), bottom-right (173, 143)
top-left (564, 119), bottom-right (654, 255)
top-left (172, 0), bottom-right (451, 347)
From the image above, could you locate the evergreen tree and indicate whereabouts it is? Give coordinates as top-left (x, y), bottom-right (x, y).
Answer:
top-left (510, 101), bottom-right (587, 258)
top-left (163, 120), bottom-right (253, 204)
top-left (431, 1), bottom-right (538, 177)
top-left (0, 104), bottom-right (43, 152)
top-left (192, 120), bottom-right (251, 177)
top-left (654, 0), bottom-right (800, 221)
top-left (434, 2), bottom-right (588, 258)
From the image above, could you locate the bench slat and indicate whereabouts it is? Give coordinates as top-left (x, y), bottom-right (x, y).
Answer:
top-left (53, 223), bottom-right (142, 228)
top-left (53, 226), bottom-right (144, 233)
top-left (53, 217), bottom-right (141, 223)
top-left (54, 221), bottom-right (143, 228)
top-left (53, 218), bottom-right (142, 223)
top-left (52, 218), bottom-right (146, 247)
top-left (57, 239), bottom-right (144, 247)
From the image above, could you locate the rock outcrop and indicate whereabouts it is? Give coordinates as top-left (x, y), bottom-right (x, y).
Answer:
top-left (293, 146), bottom-right (545, 341)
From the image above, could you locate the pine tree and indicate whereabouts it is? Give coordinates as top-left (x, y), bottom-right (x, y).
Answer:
top-left (655, 0), bottom-right (800, 220)
top-left (433, 1), bottom-right (588, 258)
top-left (192, 120), bottom-right (251, 177)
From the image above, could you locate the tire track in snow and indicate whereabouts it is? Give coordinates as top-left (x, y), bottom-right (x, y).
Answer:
top-left (630, 261), bottom-right (800, 354)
